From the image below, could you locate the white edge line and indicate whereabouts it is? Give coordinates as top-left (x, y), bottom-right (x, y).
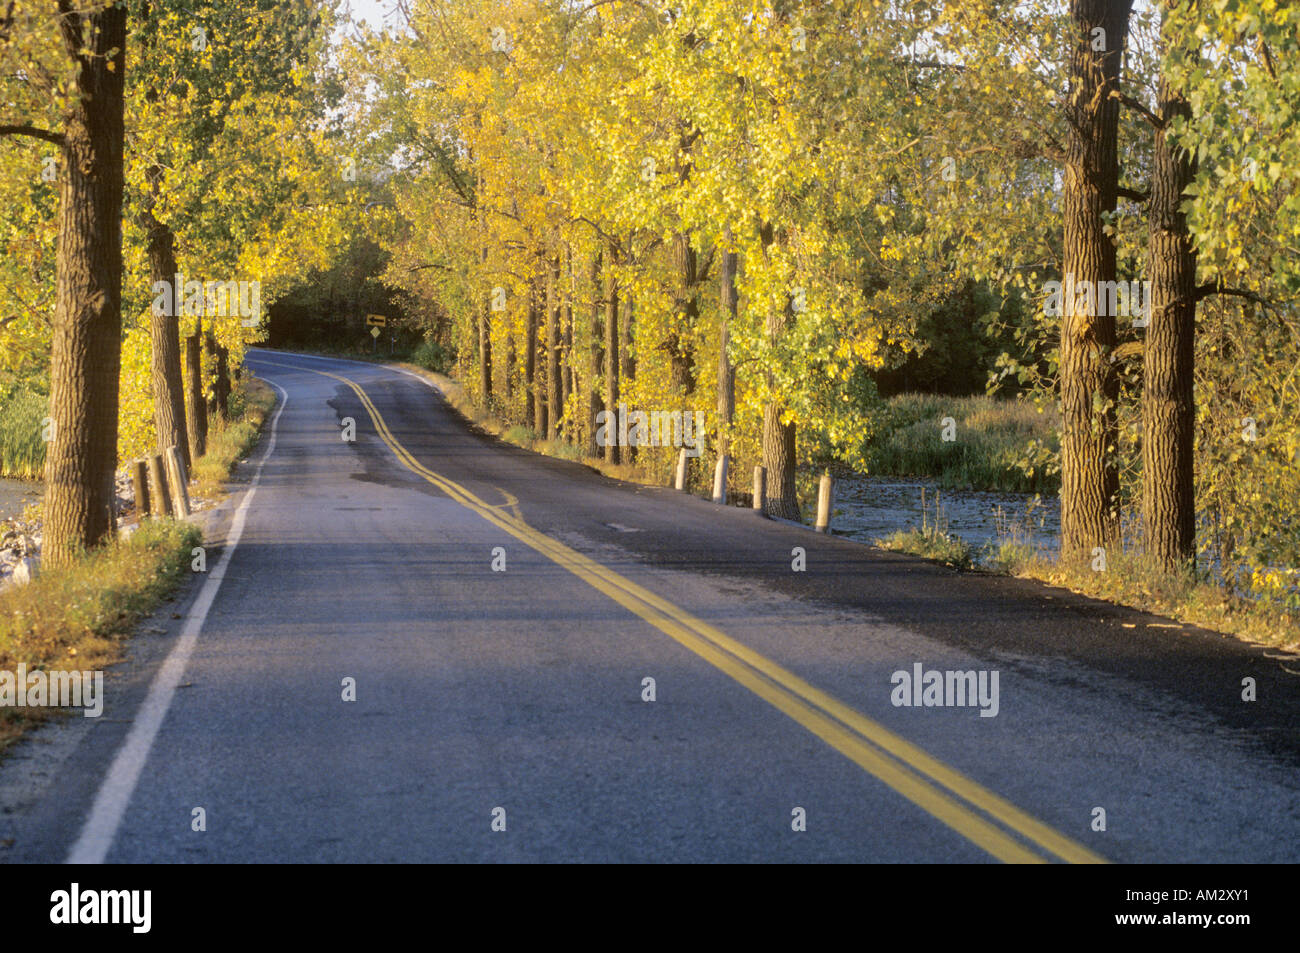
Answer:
top-left (65, 378), bottom-right (289, 864)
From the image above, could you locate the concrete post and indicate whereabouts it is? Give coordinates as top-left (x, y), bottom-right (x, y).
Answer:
top-left (166, 445), bottom-right (191, 517)
top-left (815, 471), bottom-right (833, 533)
top-left (675, 448), bottom-right (688, 491)
top-left (148, 454), bottom-right (173, 517)
top-left (753, 465), bottom-right (767, 516)
top-left (131, 459), bottom-right (150, 520)
top-left (712, 455), bottom-right (728, 504)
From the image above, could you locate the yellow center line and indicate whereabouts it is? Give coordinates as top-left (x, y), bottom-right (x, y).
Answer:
top-left (254, 357), bottom-right (1108, 865)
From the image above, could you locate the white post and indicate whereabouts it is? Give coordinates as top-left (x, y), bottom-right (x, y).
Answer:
top-left (675, 448), bottom-right (689, 491)
top-left (815, 471), bottom-right (833, 533)
top-left (712, 455), bottom-right (728, 504)
top-left (753, 465), bottom-right (767, 516)
top-left (166, 445), bottom-right (191, 517)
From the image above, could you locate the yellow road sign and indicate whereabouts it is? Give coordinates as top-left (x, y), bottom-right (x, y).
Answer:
top-left (366, 314), bottom-right (387, 327)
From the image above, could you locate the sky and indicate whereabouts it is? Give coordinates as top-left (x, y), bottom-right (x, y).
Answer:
top-left (345, 0), bottom-right (400, 30)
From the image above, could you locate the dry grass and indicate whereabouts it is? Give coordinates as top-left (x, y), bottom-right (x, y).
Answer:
top-left (0, 519), bottom-right (200, 751)
top-left (190, 378), bottom-right (277, 498)
top-left (1011, 550), bottom-right (1300, 653)
top-left (0, 377), bottom-right (276, 753)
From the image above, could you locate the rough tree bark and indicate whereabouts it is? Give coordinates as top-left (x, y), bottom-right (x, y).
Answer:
top-left (527, 277), bottom-right (542, 434)
top-left (604, 244), bottom-right (621, 465)
top-left (619, 290), bottom-right (635, 462)
top-left (587, 250), bottom-right (604, 459)
top-left (717, 227), bottom-right (737, 459)
top-left (758, 223), bottom-right (799, 520)
top-left (39, 2), bottom-right (128, 567)
top-left (1059, 0), bottom-right (1133, 559)
top-left (1142, 29), bottom-right (1198, 572)
top-left (546, 255), bottom-right (561, 441)
top-left (185, 326), bottom-right (205, 464)
top-left (139, 187), bottom-right (190, 472)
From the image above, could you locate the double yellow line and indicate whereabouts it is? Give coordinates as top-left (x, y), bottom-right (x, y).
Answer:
top-left (259, 358), bottom-right (1107, 865)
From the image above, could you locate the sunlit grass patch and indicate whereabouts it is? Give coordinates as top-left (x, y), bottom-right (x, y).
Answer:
top-left (0, 519), bottom-right (200, 753)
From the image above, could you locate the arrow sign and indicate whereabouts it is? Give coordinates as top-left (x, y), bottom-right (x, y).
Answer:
top-left (366, 314), bottom-right (387, 327)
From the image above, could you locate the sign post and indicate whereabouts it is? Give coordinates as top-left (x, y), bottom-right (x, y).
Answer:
top-left (366, 314), bottom-right (386, 355)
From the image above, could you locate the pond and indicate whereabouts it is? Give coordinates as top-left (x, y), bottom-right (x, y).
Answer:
top-left (0, 477), bottom-right (42, 522)
top-left (833, 476), bottom-right (1061, 560)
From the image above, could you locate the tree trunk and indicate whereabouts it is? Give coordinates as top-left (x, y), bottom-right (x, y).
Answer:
top-left (1059, 0), bottom-right (1133, 560)
top-left (758, 223), bottom-right (799, 520)
top-left (619, 292), bottom-right (635, 462)
top-left (546, 255), bottom-right (561, 440)
top-left (185, 326), bottom-right (205, 464)
top-left (762, 306), bottom-right (800, 522)
top-left (718, 228), bottom-right (737, 458)
top-left (479, 293), bottom-right (492, 407)
top-left (667, 232), bottom-right (698, 394)
top-left (604, 246), bottom-right (621, 465)
top-left (1143, 40), bottom-right (1198, 572)
top-left (587, 250), bottom-right (604, 459)
top-left (562, 249), bottom-right (574, 442)
top-left (209, 333), bottom-right (230, 421)
top-left (527, 278), bottom-right (543, 434)
top-left (140, 202), bottom-right (190, 472)
top-left (42, 3), bottom-right (128, 568)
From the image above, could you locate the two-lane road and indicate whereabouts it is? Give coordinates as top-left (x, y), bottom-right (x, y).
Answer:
top-left (5, 349), bottom-right (1297, 863)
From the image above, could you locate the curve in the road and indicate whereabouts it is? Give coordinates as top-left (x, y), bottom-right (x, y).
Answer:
top-left (255, 356), bottom-right (1105, 865)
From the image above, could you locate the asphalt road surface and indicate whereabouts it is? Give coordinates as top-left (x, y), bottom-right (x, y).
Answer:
top-left (4, 349), bottom-right (1298, 863)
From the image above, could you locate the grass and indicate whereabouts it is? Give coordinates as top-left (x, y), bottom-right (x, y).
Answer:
top-left (0, 387), bottom-right (47, 479)
top-left (874, 488), bottom-right (974, 569)
top-left (190, 379), bottom-right (277, 497)
top-left (1012, 550), bottom-right (1300, 652)
top-left (0, 519), bottom-right (201, 751)
top-left (865, 393), bottom-right (1059, 493)
top-left (0, 377), bottom-right (277, 753)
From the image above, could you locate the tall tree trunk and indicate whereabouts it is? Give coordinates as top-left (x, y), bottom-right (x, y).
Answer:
top-left (42, 3), bottom-right (128, 568)
top-left (718, 228), bottom-right (737, 458)
top-left (619, 291), bottom-right (635, 462)
top-left (758, 223), bottom-right (799, 520)
top-left (207, 331), bottom-right (230, 421)
top-left (562, 249), bottom-right (574, 442)
top-left (1143, 30), bottom-right (1198, 572)
top-left (587, 250), bottom-right (604, 459)
top-left (479, 292), bottom-right (492, 407)
top-left (527, 278), bottom-right (543, 434)
top-left (546, 255), bottom-right (561, 440)
top-left (1059, 0), bottom-right (1133, 559)
top-left (667, 232), bottom-right (698, 394)
top-left (604, 246), bottom-right (621, 465)
top-left (185, 323), bottom-right (205, 463)
top-left (140, 200), bottom-right (190, 472)
top-left (505, 331), bottom-right (515, 403)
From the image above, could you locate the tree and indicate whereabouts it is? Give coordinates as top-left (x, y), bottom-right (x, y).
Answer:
top-left (1140, 4), bottom-right (1197, 572)
top-left (0, 1), bottom-right (128, 566)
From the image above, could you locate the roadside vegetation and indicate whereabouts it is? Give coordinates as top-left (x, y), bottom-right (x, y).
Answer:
top-left (863, 394), bottom-right (1059, 494)
top-left (0, 378), bottom-right (275, 753)
top-left (0, 386), bottom-right (47, 480)
top-left (0, 519), bottom-right (200, 752)
top-left (878, 495), bottom-right (1300, 652)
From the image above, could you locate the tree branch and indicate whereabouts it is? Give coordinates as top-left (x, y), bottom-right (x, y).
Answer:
top-left (1194, 283), bottom-right (1269, 305)
top-left (1117, 186), bottom-right (1149, 203)
top-left (0, 123), bottom-right (64, 145)
top-left (1112, 91), bottom-right (1162, 129)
